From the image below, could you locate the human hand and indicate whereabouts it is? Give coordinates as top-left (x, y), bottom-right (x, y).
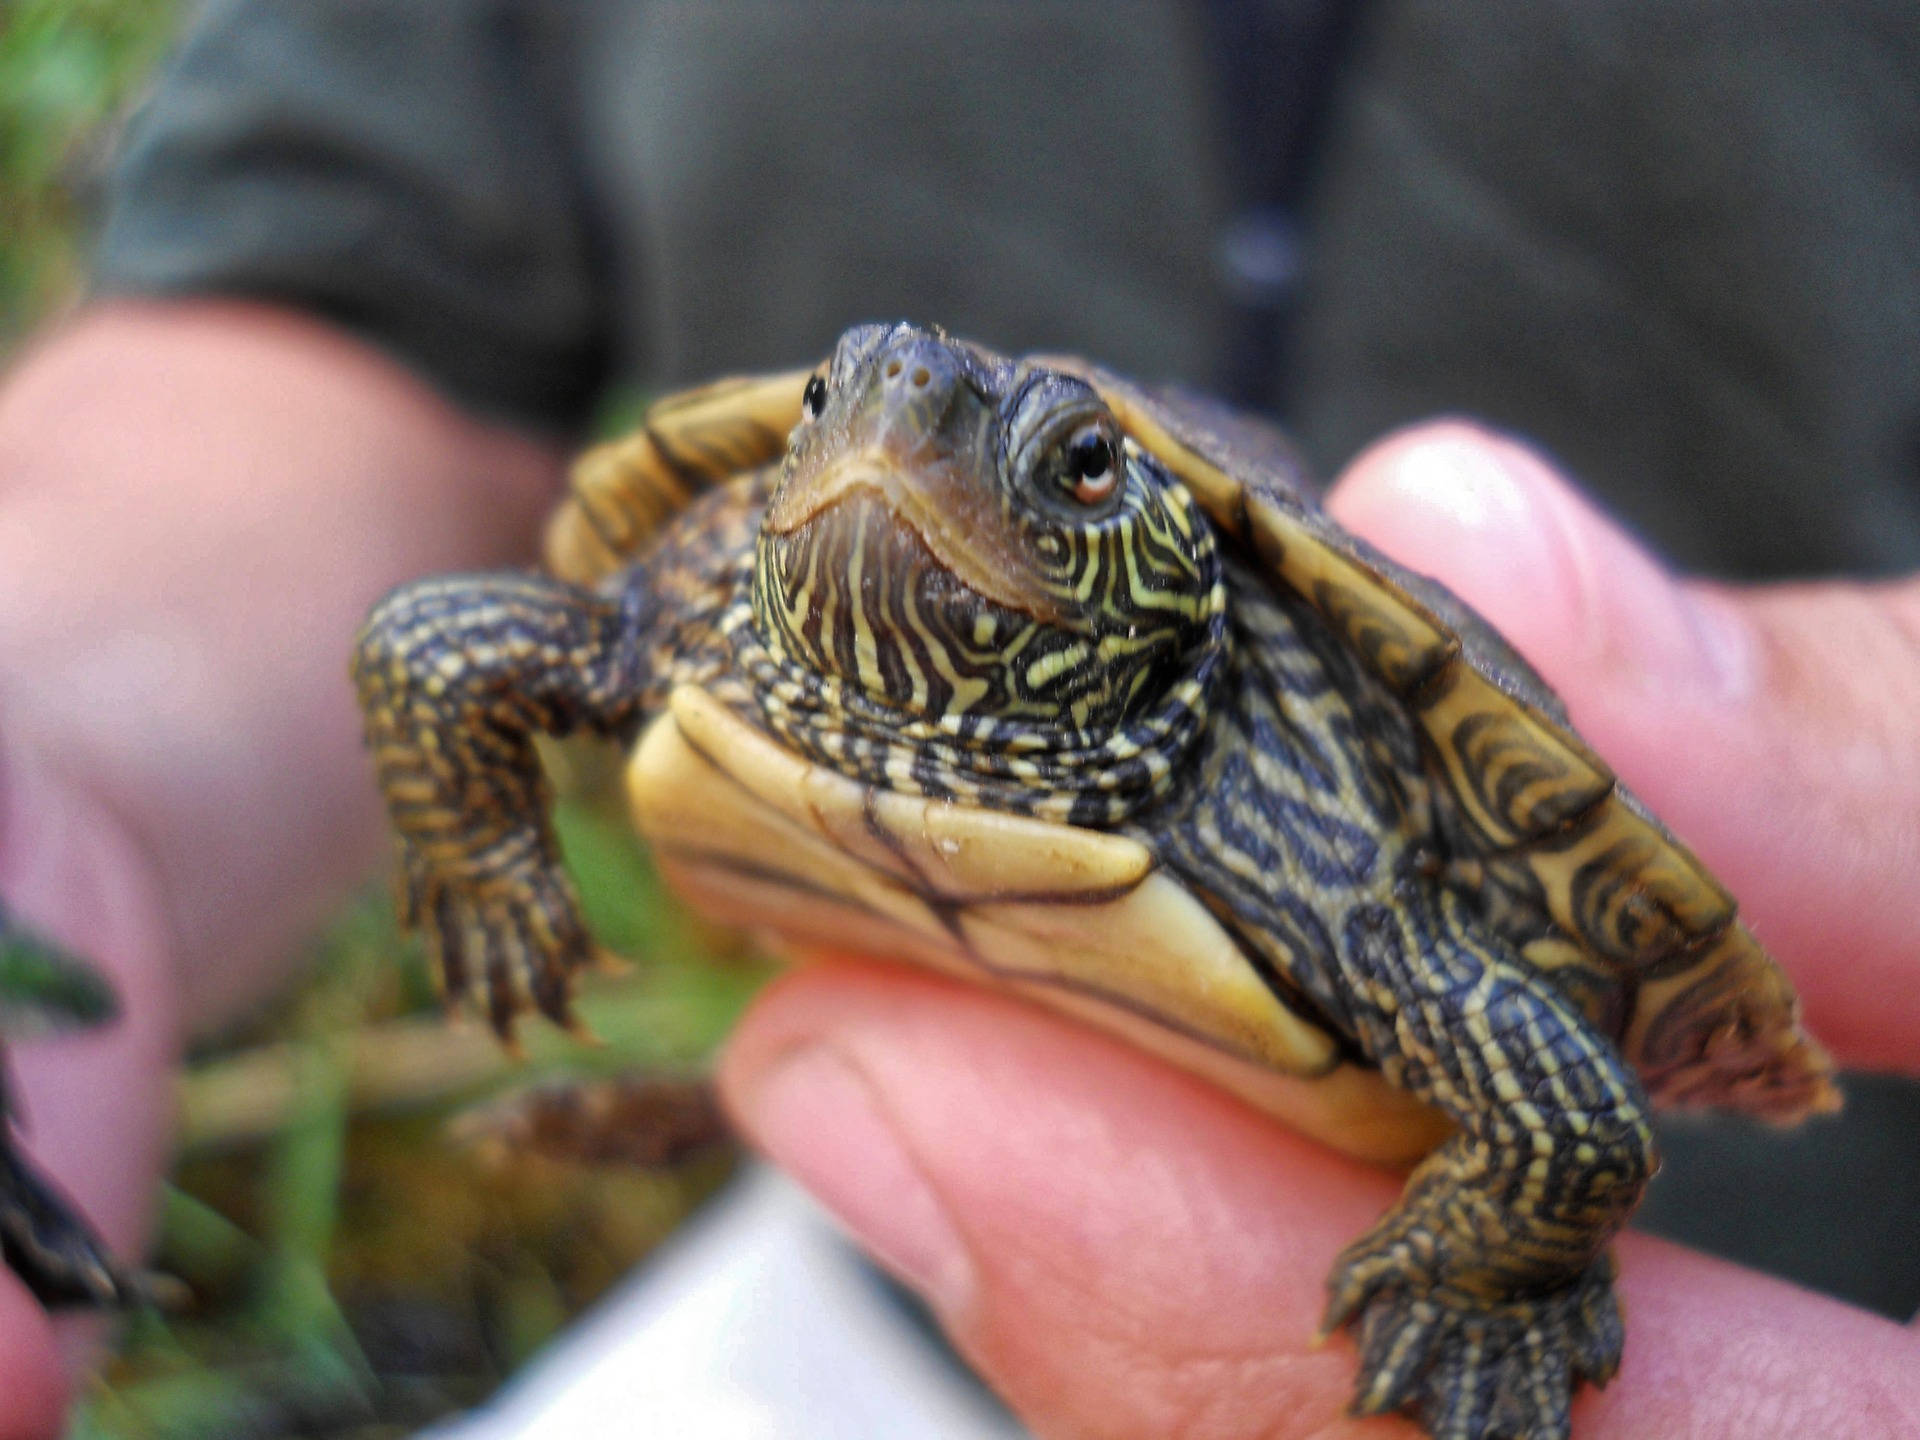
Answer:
top-left (0, 746), bottom-right (178, 1440)
top-left (0, 301), bottom-right (566, 1438)
top-left (718, 423), bottom-right (1920, 1438)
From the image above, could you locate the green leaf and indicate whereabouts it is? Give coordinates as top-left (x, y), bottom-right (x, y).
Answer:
top-left (0, 915), bottom-right (117, 1037)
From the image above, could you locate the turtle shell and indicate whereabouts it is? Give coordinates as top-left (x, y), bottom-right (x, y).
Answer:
top-left (1045, 358), bottom-right (1835, 1125)
top-left (630, 683), bottom-right (1451, 1163)
top-left (560, 344), bottom-right (1834, 1162)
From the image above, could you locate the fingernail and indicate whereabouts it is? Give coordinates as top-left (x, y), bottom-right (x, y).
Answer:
top-left (734, 1045), bottom-right (974, 1315)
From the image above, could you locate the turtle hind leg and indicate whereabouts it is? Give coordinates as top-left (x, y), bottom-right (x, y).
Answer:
top-left (353, 573), bottom-right (645, 1039)
top-left (1324, 891), bottom-right (1656, 1440)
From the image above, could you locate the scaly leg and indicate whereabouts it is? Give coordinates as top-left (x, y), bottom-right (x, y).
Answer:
top-left (352, 573), bottom-right (645, 1037)
top-left (1325, 891), bottom-right (1656, 1440)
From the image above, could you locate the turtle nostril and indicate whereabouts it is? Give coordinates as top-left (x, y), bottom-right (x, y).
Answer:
top-left (876, 338), bottom-right (957, 405)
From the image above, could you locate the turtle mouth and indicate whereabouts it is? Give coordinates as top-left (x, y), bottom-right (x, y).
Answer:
top-left (764, 445), bottom-right (1066, 625)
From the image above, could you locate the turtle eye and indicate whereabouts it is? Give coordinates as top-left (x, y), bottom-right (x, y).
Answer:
top-left (1057, 425), bottom-right (1117, 505)
top-left (802, 374), bottom-right (828, 419)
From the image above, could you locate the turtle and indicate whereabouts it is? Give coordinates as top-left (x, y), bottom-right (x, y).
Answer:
top-left (0, 912), bottom-right (144, 1309)
top-left (352, 321), bottom-right (1838, 1440)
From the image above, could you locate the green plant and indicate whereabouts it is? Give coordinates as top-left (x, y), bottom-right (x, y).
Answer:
top-left (0, 0), bottom-right (181, 342)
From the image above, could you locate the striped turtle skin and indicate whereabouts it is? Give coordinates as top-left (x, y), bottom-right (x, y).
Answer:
top-left (354, 322), bottom-right (1837, 1440)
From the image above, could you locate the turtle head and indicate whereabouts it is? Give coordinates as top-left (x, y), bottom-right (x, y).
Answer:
top-left (754, 323), bottom-right (1223, 734)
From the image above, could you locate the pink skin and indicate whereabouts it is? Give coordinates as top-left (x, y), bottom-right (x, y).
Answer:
top-left (1324, 425), bottom-right (1920, 1071)
top-left (0, 302), bottom-right (563, 1437)
top-left (719, 425), bottom-right (1920, 1436)
top-left (724, 963), bottom-right (1919, 1440)
top-left (0, 309), bottom-right (1914, 1438)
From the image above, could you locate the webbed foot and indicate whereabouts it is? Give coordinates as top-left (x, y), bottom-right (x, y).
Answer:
top-left (1323, 1242), bottom-right (1621, 1440)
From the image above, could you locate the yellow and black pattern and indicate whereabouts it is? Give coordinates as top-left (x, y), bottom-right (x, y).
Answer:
top-left (354, 573), bottom-right (642, 1034)
top-left (752, 475), bottom-right (1216, 732)
top-left (352, 478), bottom-right (767, 1035)
top-left (1146, 570), bottom-right (1654, 1440)
top-left (545, 368), bottom-right (808, 584)
top-left (354, 324), bottom-right (1836, 1440)
top-left (743, 457), bottom-right (1226, 826)
top-left (1113, 409), bottom-right (1835, 1124)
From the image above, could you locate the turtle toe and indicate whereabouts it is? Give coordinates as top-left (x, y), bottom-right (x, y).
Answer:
top-left (1330, 1254), bottom-right (1621, 1440)
top-left (0, 1134), bottom-right (140, 1309)
top-left (399, 843), bottom-right (597, 1041)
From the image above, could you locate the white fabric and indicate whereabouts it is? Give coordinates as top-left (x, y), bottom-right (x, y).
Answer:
top-left (429, 1165), bottom-right (1030, 1440)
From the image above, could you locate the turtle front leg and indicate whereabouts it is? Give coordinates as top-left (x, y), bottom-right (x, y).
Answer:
top-left (1325, 892), bottom-right (1656, 1440)
top-left (352, 573), bottom-right (646, 1037)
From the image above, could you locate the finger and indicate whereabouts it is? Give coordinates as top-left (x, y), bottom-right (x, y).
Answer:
top-left (723, 961), bottom-right (1919, 1440)
top-left (0, 748), bottom-right (180, 1412)
top-left (0, 1276), bottom-right (65, 1440)
top-left (1326, 424), bottom-right (1920, 1072)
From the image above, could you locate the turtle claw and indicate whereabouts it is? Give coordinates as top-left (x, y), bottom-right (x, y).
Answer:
top-left (589, 945), bottom-right (634, 978)
top-left (0, 1135), bottom-right (142, 1311)
top-left (1325, 1245), bottom-right (1621, 1440)
top-left (398, 843), bottom-right (598, 1045)
top-left (561, 1014), bottom-right (605, 1048)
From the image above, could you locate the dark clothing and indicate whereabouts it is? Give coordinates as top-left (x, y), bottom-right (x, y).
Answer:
top-left (96, 1), bottom-right (1920, 580)
top-left (93, 0), bottom-right (1920, 1318)
top-left (96, 0), bottom-right (1227, 436)
top-left (1296, 1), bottom-right (1920, 578)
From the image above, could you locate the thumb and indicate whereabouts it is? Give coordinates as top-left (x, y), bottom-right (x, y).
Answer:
top-left (721, 960), bottom-right (1920, 1440)
top-left (0, 743), bottom-right (181, 1438)
top-left (1327, 422), bottom-right (1920, 1071)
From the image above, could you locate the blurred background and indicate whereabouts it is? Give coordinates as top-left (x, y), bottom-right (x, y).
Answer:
top-left (8, 13), bottom-right (768, 1437)
top-left (3, 1), bottom-right (174, 341)
top-left (4, 2), bottom-right (1917, 1437)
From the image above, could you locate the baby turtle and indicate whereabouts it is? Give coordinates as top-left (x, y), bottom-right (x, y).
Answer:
top-left (354, 322), bottom-right (1837, 1440)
